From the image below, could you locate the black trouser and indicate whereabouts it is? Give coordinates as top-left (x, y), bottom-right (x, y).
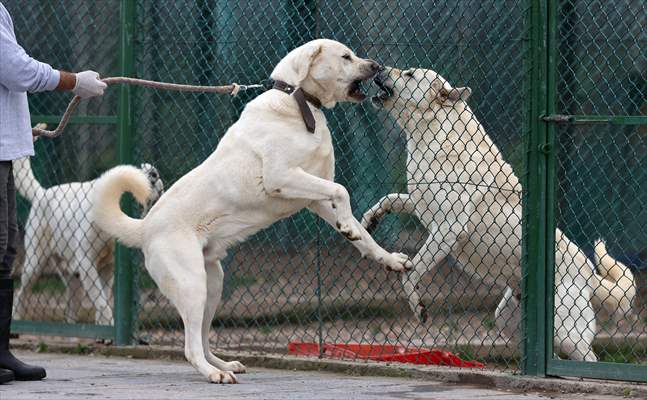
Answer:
top-left (0, 161), bottom-right (17, 280)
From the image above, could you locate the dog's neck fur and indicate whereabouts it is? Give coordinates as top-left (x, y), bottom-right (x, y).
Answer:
top-left (394, 103), bottom-right (500, 160)
top-left (392, 101), bottom-right (521, 192)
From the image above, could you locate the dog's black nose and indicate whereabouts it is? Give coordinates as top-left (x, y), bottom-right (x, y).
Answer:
top-left (368, 61), bottom-right (382, 72)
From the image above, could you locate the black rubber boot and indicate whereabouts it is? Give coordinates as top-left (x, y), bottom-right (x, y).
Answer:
top-left (0, 368), bottom-right (14, 384)
top-left (0, 278), bottom-right (46, 380)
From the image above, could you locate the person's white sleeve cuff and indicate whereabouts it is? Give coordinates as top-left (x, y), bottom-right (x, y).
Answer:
top-left (43, 68), bottom-right (60, 91)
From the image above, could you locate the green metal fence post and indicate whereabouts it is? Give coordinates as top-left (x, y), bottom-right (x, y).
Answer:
top-left (114, 0), bottom-right (136, 346)
top-left (522, 0), bottom-right (549, 376)
top-left (543, 0), bottom-right (558, 369)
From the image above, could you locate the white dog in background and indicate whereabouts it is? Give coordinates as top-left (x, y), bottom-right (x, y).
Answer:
top-left (91, 39), bottom-right (411, 383)
top-left (362, 67), bottom-right (636, 361)
top-left (13, 149), bottom-right (164, 326)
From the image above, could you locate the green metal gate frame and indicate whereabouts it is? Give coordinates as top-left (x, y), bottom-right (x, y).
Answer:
top-left (523, 0), bottom-right (647, 382)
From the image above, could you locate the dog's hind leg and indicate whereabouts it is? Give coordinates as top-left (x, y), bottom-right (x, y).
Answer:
top-left (554, 282), bottom-right (597, 361)
top-left (76, 252), bottom-right (113, 326)
top-left (64, 272), bottom-right (83, 324)
top-left (361, 193), bottom-right (415, 233)
top-left (494, 287), bottom-right (521, 348)
top-left (146, 234), bottom-right (236, 383)
top-left (201, 245), bottom-right (246, 373)
top-left (12, 232), bottom-right (46, 320)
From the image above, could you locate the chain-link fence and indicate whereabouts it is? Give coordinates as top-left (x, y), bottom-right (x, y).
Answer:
top-left (5, 0), bottom-right (646, 382)
top-left (546, 0), bottom-right (647, 379)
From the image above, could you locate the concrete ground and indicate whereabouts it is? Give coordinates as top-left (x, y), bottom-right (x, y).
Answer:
top-left (0, 351), bottom-right (631, 400)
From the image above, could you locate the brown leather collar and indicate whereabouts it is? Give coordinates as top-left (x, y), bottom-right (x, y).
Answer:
top-left (273, 80), bottom-right (322, 133)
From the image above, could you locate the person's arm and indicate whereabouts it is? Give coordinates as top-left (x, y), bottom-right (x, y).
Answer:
top-left (0, 10), bottom-right (106, 97)
top-left (0, 16), bottom-right (60, 92)
top-left (56, 71), bottom-right (76, 91)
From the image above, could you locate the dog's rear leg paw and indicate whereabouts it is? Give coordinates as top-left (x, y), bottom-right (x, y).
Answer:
top-left (209, 370), bottom-right (237, 384)
top-left (223, 361), bottom-right (246, 374)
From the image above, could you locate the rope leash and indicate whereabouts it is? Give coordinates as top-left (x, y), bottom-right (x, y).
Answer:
top-left (32, 77), bottom-right (266, 138)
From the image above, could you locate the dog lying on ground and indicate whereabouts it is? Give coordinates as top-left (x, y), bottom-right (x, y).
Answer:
top-left (92, 39), bottom-right (411, 383)
top-left (362, 66), bottom-right (636, 361)
top-left (13, 150), bottom-right (164, 325)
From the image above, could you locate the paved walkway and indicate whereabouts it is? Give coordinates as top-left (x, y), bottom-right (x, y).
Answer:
top-left (0, 351), bottom-right (626, 400)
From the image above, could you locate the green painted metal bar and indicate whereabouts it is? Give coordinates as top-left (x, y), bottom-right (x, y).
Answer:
top-left (114, 0), bottom-right (137, 346)
top-left (12, 321), bottom-right (114, 339)
top-left (548, 359), bottom-right (647, 383)
top-left (30, 115), bottom-right (118, 125)
top-left (542, 114), bottom-right (647, 125)
top-left (543, 0), bottom-right (558, 371)
top-left (521, 0), bottom-right (549, 377)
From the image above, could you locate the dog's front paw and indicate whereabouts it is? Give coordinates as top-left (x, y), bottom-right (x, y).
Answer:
top-left (380, 252), bottom-right (412, 272)
top-left (223, 361), bottom-right (246, 374)
top-left (209, 370), bottom-right (237, 384)
top-left (336, 219), bottom-right (361, 241)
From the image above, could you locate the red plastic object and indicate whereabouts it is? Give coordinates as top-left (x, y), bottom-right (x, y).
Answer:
top-left (287, 342), bottom-right (484, 368)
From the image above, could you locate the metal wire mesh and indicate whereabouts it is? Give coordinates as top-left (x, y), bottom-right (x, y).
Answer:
top-left (129, 0), bottom-right (526, 370)
top-left (552, 0), bottom-right (647, 364)
top-left (4, 0), bottom-right (645, 380)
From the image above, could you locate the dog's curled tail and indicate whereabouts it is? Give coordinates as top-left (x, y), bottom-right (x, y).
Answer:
top-left (13, 156), bottom-right (46, 203)
top-left (92, 165), bottom-right (151, 248)
top-left (592, 239), bottom-right (636, 317)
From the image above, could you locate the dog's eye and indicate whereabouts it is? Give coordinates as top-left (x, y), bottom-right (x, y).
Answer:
top-left (439, 89), bottom-right (449, 98)
top-left (342, 54), bottom-right (351, 61)
top-left (403, 69), bottom-right (415, 78)
top-left (150, 171), bottom-right (158, 179)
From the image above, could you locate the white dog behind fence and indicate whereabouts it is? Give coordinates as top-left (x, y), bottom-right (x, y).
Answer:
top-left (12, 153), bottom-right (164, 326)
top-left (91, 39), bottom-right (410, 383)
top-left (362, 66), bottom-right (636, 361)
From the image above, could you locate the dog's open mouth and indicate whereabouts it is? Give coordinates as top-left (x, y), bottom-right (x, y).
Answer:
top-left (371, 74), bottom-right (393, 107)
top-left (348, 79), bottom-right (368, 101)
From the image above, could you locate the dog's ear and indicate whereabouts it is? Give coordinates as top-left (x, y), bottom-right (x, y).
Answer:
top-left (439, 86), bottom-right (471, 106)
top-left (270, 41), bottom-right (323, 86)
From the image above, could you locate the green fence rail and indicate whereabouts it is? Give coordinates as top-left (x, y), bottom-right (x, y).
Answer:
top-left (6, 0), bottom-right (646, 382)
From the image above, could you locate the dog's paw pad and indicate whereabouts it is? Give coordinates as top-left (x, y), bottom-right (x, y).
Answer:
top-left (210, 371), bottom-right (237, 384)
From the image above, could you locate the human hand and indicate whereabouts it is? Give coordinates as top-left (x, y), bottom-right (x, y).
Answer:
top-left (72, 70), bottom-right (107, 98)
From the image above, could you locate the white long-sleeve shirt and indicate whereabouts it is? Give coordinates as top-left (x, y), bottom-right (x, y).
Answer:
top-left (0, 2), bottom-right (60, 160)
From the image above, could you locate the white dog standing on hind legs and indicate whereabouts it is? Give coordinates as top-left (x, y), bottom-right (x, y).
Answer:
top-left (92, 39), bottom-right (411, 383)
top-left (362, 66), bottom-right (636, 361)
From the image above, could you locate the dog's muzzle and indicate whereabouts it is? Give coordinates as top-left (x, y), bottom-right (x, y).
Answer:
top-left (348, 61), bottom-right (383, 102)
top-left (371, 70), bottom-right (393, 107)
